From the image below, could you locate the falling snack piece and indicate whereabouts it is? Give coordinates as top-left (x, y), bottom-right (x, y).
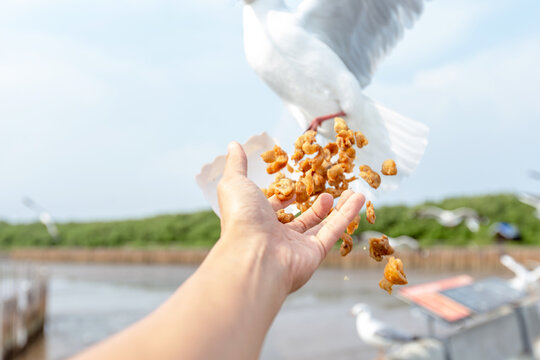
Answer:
top-left (347, 214), bottom-right (361, 235)
top-left (369, 235), bottom-right (394, 262)
top-left (359, 165), bottom-right (381, 189)
top-left (381, 159), bottom-right (397, 176)
top-left (366, 201), bottom-right (376, 224)
top-left (379, 256), bottom-right (408, 294)
top-left (340, 233), bottom-right (353, 256)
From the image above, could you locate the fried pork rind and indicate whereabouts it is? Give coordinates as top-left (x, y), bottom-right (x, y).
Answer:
top-left (295, 180), bottom-right (310, 203)
top-left (336, 130), bottom-right (355, 150)
top-left (355, 131), bottom-right (368, 148)
top-left (261, 145), bottom-right (289, 174)
top-left (340, 233), bottom-right (353, 256)
top-left (359, 165), bottom-right (381, 189)
top-left (379, 256), bottom-right (408, 294)
top-left (369, 235), bottom-right (394, 262)
top-left (273, 177), bottom-right (295, 201)
top-left (334, 117), bottom-right (348, 133)
top-left (366, 201), bottom-right (376, 224)
top-left (291, 130), bottom-right (318, 162)
top-left (381, 159), bottom-right (397, 176)
top-left (346, 214), bottom-right (361, 235)
top-left (276, 209), bottom-right (295, 224)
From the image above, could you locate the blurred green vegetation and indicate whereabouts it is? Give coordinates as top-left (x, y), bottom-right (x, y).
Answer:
top-left (0, 194), bottom-right (538, 248)
top-left (361, 193), bottom-right (540, 247)
top-left (0, 211), bottom-right (220, 248)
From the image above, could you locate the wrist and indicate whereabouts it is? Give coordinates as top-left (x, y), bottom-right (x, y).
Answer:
top-left (211, 233), bottom-right (290, 301)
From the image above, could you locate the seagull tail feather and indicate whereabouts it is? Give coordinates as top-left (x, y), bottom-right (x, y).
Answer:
top-left (345, 96), bottom-right (429, 201)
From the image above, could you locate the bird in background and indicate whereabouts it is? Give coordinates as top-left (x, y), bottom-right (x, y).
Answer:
top-left (518, 193), bottom-right (540, 220)
top-left (358, 230), bottom-right (420, 252)
top-left (22, 197), bottom-right (60, 242)
top-left (500, 254), bottom-right (540, 293)
top-left (242, 0), bottom-right (430, 198)
top-left (529, 169), bottom-right (540, 182)
top-left (415, 206), bottom-right (485, 232)
top-left (351, 303), bottom-right (420, 359)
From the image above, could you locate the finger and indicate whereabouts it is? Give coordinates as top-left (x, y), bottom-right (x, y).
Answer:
top-left (287, 193), bottom-right (333, 233)
top-left (304, 190), bottom-right (357, 235)
top-left (268, 195), bottom-right (296, 211)
top-left (223, 142), bottom-right (247, 179)
top-left (313, 193), bottom-right (365, 256)
top-left (334, 190), bottom-right (354, 211)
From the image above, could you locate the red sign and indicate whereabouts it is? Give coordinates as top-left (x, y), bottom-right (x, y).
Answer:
top-left (399, 275), bottom-right (474, 322)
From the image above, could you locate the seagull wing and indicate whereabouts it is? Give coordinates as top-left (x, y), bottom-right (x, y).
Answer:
top-left (452, 207), bottom-right (479, 219)
top-left (296, 0), bottom-right (426, 88)
top-left (417, 206), bottom-right (444, 218)
top-left (500, 254), bottom-right (529, 278)
top-left (518, 193), bottom-right (540, 208)
top-left (373, 323), bottom-right (417, 343)
top-left (530, 265), bottom-right (540, 282)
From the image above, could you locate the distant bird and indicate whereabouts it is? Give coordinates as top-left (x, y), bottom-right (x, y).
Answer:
top-left (416, 206), bottom-right (484, 232)
top-left (351, 303), bottom-right (419, 358)
top-left (22, 197), bottom-right (60, 242)
top-left (529, 170), bottom-right (540, 182)
top-left (242, 0), bottom-right (430, 197)
top-left (500, 254), bottom-right (540, 292)
top-left (359, 231), bottom-right (420, 252)
top-left (518, 193), bottom-right (540, 220)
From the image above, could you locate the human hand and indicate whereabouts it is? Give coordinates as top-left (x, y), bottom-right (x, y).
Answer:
top-left (217, 142), bottom-right (365, 293)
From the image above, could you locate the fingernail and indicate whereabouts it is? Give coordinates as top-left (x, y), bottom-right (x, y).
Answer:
top-left (228, 141), bottom-right (238, 152)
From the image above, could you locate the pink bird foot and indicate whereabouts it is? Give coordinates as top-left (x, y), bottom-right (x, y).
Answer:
top-left (306, 111), bottom-right (346, 132)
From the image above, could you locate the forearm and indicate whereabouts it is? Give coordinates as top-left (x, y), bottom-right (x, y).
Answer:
top-left (73, 235), bottom-right (288, 360)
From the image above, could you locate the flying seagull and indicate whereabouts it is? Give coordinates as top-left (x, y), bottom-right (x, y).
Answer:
top-left (243, 0), bottom-right (430, 196)
top-left (22, 197), bottom-right (60, 242)
top-left (351, 303), bottom-right (419, 358)
top-left (358, 230), bottom-right (420, 252)
top-left (416, 206), bottom-right (484, 232)
top-left (500, 254), bottom-right (540, 292)
top-left (529, 170), bottom-right (540, 182)
top-left (196, 0), bottom-right (431, 214)
top-left (518, 193), bottom-right (540, 220)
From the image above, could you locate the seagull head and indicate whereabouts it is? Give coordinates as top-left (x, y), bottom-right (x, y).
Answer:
top-left (350, 303), bottom-right (371, 317)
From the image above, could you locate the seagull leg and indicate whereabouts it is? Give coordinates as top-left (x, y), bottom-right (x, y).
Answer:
top-left (306, 111), bottom-right (346, 132)
top-left (376, 348), bottom-right (385, 360)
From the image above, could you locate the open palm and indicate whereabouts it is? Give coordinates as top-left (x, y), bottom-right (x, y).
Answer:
top-left (218, 142), bottom-right (365, 293)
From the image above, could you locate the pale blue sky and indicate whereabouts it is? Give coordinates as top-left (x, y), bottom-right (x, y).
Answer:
top-left (1, 0), bottom-right (539, 222)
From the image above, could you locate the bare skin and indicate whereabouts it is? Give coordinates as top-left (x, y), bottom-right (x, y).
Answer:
top-left (72, 142), bottom-right (365, 360)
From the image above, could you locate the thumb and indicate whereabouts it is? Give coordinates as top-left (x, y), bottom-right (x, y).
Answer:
top-left (223, 142), bottom-right (248, 179)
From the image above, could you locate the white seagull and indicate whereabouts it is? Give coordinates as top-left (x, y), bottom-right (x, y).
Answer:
top-left (518, 193), bottom-right (540, 220)
top-left (351, 303), bottom-right (419, 358)
top-left (196, 1), bottom-right (431, 214)
top-left (500, 254), bottom-right (540, 293)
top-left (22, 197), bottom-right (60, 242)
top-left (416, 206), bottom-right (484, 232)
top-left (242, 0), bottom-right (430, 197)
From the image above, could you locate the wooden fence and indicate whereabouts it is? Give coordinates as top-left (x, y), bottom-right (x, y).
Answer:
top-left (8, 246), bottom-right (540, 272)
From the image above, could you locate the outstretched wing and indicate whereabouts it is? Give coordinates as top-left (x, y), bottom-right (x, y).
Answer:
top-left (500, 255), bottom-right (529, 279)
top-left (296, 0), bottom-right (426, 88)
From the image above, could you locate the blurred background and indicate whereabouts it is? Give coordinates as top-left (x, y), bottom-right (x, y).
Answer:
top-left (1, 0), bottom-right (539, 359)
